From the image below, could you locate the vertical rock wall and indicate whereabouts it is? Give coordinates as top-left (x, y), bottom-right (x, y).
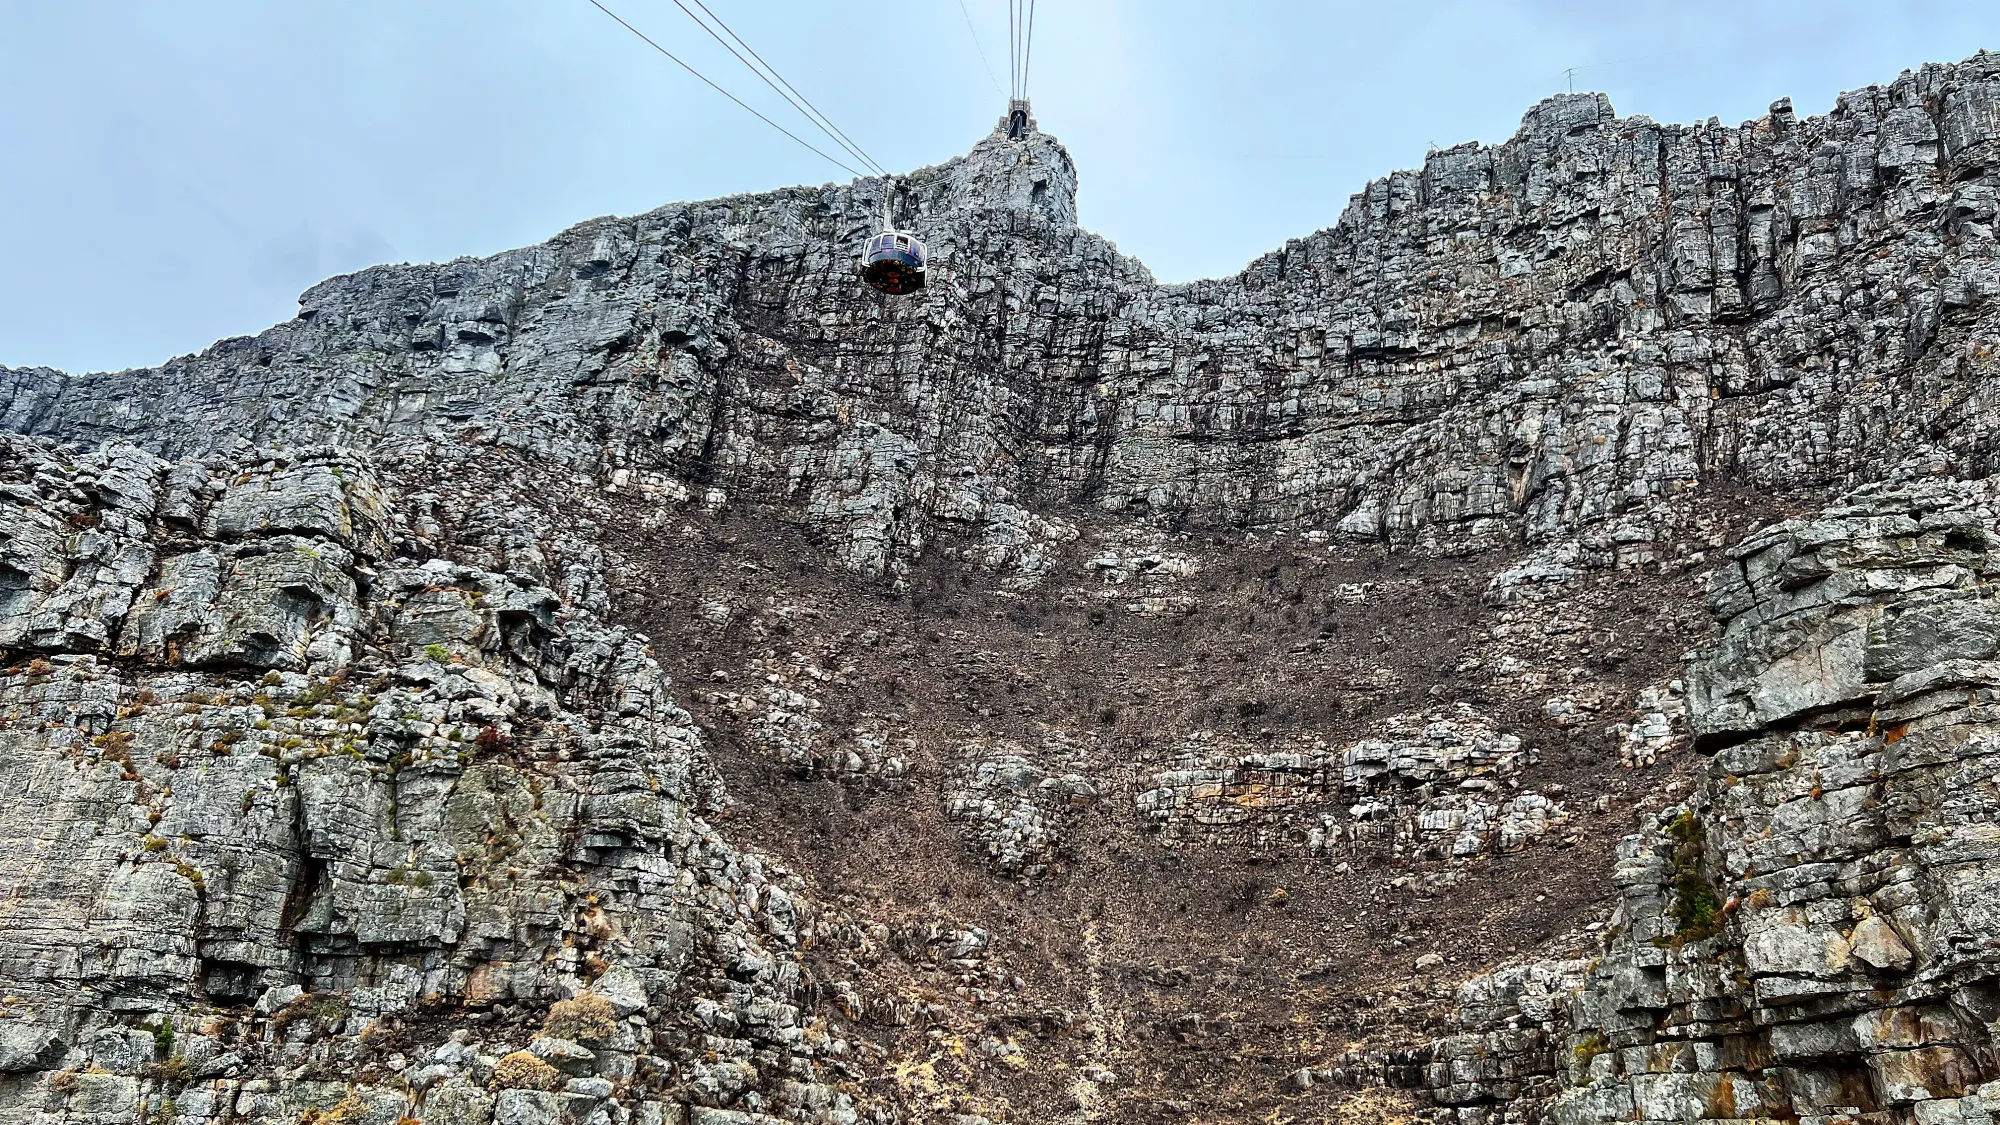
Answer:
top-left (0, 437), bottom-right (855, 1125)
top-left (6, 56), bottom-right (2000, 584)
top-left (9, 47), bottom-right (2000, 1125)
top-left (1424, 475), bottom-right (2000, 1123)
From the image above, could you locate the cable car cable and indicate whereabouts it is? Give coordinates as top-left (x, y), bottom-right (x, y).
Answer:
top-left (672, 0), bottom-right (887, 176)
top-left (583, 0), bottom-right (864, 177)
top-left (956, 0), bottom-right (1003, 97)
top-left (685, 0), bottom-right (885, 174)
top-left (1007, 0), bottom-right (1020, 100)
top-left (1021, 0), bottom-right (1036, 97)
top-left (1005, 0), bottom-right (1013, 99)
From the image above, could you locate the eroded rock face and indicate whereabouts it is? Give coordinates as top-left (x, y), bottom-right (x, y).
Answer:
top-left (9, 57), bottom-right (2000, 590)
top-left (1422, 475), bottom-right (2000, 1123)
top-left (0, 436), bottom-right (848, 1125)
top-left (1132, 706), bottom-right (1559, 858)
top-left (8, 51), bottom-right (2000, 1125)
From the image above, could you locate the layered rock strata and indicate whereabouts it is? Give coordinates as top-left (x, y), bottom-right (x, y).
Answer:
top-left (7, 56), bottom-right (2000, 588)
top-left (5, 49), bottom-right (2000, 1125)
top-left (1421, 475), bottom-right (2000, 1123)
top-left (0, 437), bottom-right (858, 1125)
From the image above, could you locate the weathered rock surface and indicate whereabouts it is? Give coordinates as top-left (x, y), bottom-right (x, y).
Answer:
top-left (1418, 475), bottom-right (2000, 1122)
top-left (0, 437), bottom-right (860, 1125)
top-left (9, 57), bottom-right (2000, 590)
top-left (6, 53), bottom-right (2000, 1125)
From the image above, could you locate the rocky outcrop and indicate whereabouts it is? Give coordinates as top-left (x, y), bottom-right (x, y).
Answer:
top-left (1133, 706), bottom-right (1555, 857)
top-left (0, 436), bottom-right (859, 1125)
top-left (9, 56), bottom-right (2000, 590)
top-left (9, 48), bottom-right (2000, 1125)
top-left (1422, 474), bottom-right (2000, 1123)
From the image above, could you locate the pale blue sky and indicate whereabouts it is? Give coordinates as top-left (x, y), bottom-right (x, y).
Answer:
top-left (3, 1), bottom-right (1997, 374)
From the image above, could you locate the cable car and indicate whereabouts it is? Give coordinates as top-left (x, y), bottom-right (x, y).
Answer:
top-left (861, 229), bottom-right (927, 294)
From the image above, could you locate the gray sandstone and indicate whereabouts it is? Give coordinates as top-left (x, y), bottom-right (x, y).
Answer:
top-left (5, 55), bottom-right (2000, 1125)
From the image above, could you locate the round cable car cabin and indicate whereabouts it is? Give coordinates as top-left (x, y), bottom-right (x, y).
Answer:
top-left (861, 230), bottom-right (927, 294)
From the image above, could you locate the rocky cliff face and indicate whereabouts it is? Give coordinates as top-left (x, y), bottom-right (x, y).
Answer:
top-left (11, 55), bottom-right (2000, 587)
top-left (1424, 475), bottom-right (2000, 1124)
top-left (5, 54), bottom-right (2000, 1125)
top-left (0, 438), bottom-right (847, 1120)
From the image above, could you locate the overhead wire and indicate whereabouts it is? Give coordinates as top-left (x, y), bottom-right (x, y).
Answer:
top-left (1003, 0), bottom-right (1035, 102)
top-left (956, 0), bottom-right (1003, 97)
top-left (583, 0), bottom-right (863, 177)
top-left (1007, 0), bottom-right (1019, 99)
top-left (673, 0), bottom-right (888, 176)
top-left (1021, 0), bottom-right (1036, 98)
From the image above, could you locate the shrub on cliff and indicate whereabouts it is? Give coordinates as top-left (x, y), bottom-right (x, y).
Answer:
top-left (542, 992), bottom-right (617, 1042)
top-left (490, 1050), bottom-right (563, 1091)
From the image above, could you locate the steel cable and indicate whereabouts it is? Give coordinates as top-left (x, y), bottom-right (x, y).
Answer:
top-left (675, 0), bottom-right (887, 176)
top-left (1021, 0), bottom-right (1036, 98)
top-left (583, 0), bottom-right (864, 178)
top-left (957, 0), bottom-right (1003, 97)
